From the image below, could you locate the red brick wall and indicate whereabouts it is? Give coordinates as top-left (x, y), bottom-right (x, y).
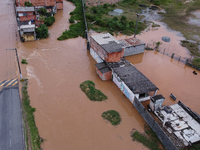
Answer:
top-left (16, 0), bottom-right (56, 7)
top-left (90, 37), bottom-right (107, 61)
top-left (96, 68), bottom-right (112, 81)
top-left (106, 50), bottom-right (124, 62)
top-left (90, 36), bottom-right (124, 62)
top-left (56, 0), bottom-right (63, 2)
top-left (19, 15), bottom-right (36, 21)
top-left (35, 20), bottom-right (44, 26)
top-left (56, 2), bottom-right (63, 9)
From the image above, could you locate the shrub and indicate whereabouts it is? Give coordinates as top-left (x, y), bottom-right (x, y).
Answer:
top-left (44, 16), bottom-right (55, 26)
top-left (103, 3), bottom-right (108, 8)
top-left (36, 24), bottom-right (49, 39)
top-left (38, 8), bottom-right (49, 16)
top-left (80, 80), bottom-right (108, 101)
top-left (102, 110), bottom-right (121, 125)
top-left (69, 17), bottom-right (75, 23)
top-left (24, 1), bottom-right (33, 7)
top-left (21, 59), bottom-right (28, 65)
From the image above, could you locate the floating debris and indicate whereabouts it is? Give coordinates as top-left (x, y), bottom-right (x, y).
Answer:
top-left (108, 9), bottom-right (124, 16)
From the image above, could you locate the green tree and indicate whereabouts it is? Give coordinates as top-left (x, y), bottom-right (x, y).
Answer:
top-left (24, 1), bottom-right (33, 7)
top-left (36, 24), bottom-right (49, 39)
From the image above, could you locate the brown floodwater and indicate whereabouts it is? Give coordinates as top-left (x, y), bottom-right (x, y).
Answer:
top-left (16, 1), bottom-right (200, 150)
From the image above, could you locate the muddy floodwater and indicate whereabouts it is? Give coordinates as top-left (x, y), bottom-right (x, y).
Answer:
top-left (17, 1), bottom-right (200, 150)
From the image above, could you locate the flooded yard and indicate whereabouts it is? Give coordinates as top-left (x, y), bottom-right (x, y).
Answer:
top-left (16, 1), bottom-right (200, 150)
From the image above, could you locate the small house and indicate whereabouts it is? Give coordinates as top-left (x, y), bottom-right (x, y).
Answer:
top-left (149, 94), bottom-right (165, 112)
top-left (119, 37), bottom-right (145, 56)
top-left (90, 33), bottom-right (125, 63)
top-left (108, 58), bottom-right (158, 103)
top-left (19, 24), bottom-right (36, 41)
top-left (16, 7), bottom-right (36, 22)
top-left (95, 62), bottom-right (112, 81)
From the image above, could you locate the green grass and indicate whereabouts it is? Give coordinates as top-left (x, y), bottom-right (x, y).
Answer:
top-left (102, 110), bottom-right (121, 125)
top-left (131, 124), bottom-right (163, 150)
top-left (21, 80), bottom-right (43, 150)
top-left (57, 0), bottom-right (85, 40)
top-left (80, 80), bottom-right (108, 101)
top-left (159, 0), bottom-right (200, 42)
top-left (21, 59), bottom-right (28, 65)
top-left (181, 40), bottom-right (200, 57)
top-left (192, 58), bottom-right (200, 68)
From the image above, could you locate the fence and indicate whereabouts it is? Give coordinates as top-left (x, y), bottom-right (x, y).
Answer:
top-left (133, 97), bottom-right (179, 150)
top-left (81, 0), bottom-right (90, 50)
top-left (145, 43), bottom-right (191, 65)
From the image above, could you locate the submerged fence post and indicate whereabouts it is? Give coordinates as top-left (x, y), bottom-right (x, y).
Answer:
top-left (171, 53), bottom-right (175, 58)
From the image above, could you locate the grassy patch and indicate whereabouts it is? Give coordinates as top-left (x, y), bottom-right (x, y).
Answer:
top-left (80, 80), bottom-right (107, 101)
top-left (192, 58), bottom-right (200, 68)
top-left (131, 124), bottom-right (163, 150)
top-left (21, 59), bottom-right (28, 65)
top-left (181, 40), bottom-right (200, 57)
top-left (21, 80), bottom-right (43, 150)
top-left (57, 0), bottom-right (85, 40)
top-left (102, 110), bottom-right (121, 125)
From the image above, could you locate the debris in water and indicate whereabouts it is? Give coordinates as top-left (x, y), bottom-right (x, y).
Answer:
top-left (162, 36), bottom-right (170, 42)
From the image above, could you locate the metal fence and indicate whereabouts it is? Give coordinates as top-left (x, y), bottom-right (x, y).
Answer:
top-left (133, 97), bottom-right (179, 150)
top-left (145, 43), bottom-right (191, 65)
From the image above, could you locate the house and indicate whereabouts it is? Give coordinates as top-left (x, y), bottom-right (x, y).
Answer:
top-left (16, 7), bottom-right (36, 22)
top-left (119, 37), bottom-right (145, 56)
top-left (90, 33), bottom-right (125, 63)
top-left (95, 62), bottom-right (112, 81)
top-left (107, 58), bottom-right (158, 102)
top-left (19, 24), bottom-right (36, 41)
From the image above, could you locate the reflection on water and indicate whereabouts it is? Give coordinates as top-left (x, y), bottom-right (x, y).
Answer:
top-left (17, 1), bottom-right (200, 150)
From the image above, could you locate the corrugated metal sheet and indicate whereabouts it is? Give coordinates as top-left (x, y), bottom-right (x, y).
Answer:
top-left (120, 37), bottom-right (145, 47)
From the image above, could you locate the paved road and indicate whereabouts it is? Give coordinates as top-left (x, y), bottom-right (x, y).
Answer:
top-left (0, 84), bottom-right (24, 150)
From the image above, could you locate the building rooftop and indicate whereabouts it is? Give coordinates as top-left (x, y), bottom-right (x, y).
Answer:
top-left (108, 58), bottom-right (158, 94)
top-left (95, 62), bottom-right (111, 74)
top-left (20, 24), bottom-right (35, 29)
top-left (16, 7), bottom-right (35, 12)
top-left (155, 102), bottom-right (200, 146)
top-left (91, 33), bottom-right (124, 53)
top-left (119, 37), bottom-right (145, 47)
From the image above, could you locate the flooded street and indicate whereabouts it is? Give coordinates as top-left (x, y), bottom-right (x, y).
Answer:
top-left (16, 1), bottom-right (200, 150)
top-left (0, 0), bottom-right (18, 82)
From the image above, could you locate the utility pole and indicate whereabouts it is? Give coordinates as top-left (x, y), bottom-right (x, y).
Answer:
top-left (134, 13), bottom-right (140, 38)
top-left (6, 48), bottom-right (22, 79)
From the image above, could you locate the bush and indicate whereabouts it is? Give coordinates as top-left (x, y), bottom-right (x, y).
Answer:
top-left (38, 8), bottom-right (50, 16)
top-left (69, 17), bottom-right (75, 23)
top-left (21, 59), bottom-right (28, 65)
top-left (36, 24), bottom-right (49, 39)
top-left (102, 110), bottom-right (121, 125)
top-left (79, 80), bottom-right (108, 101)
top-left (44, 16), bottom-right (55, 26)
top-left (24, 1), bottom-right (33, 7)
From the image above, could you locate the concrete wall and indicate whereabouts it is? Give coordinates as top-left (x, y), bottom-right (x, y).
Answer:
top-left (133, 97), bottom-right (179, 150)
top-left (124, 44), bottom-right (145, 57)
top-left (90, 48), bottom-right (104, 63)
top-left (112, 72), bottom-right (135, 103)
top-left (96, 68), bottom-right (112, 81)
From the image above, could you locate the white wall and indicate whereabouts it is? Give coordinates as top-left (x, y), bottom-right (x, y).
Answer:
top-left (112, 72), bottom-right (135, 103)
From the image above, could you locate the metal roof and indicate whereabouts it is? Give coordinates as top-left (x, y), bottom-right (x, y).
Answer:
top-left (95, 62), bottom-right (111, 74)
top-left (16, 7), bottom-right (35, 12)
top-left (108, 58), bottom-right (158, 94)
top-left (119, 37), bottom-right (145, 47)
